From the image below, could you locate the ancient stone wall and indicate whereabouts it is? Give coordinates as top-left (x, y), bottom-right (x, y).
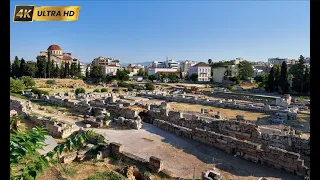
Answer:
top-left (152, 119), bottom-right (308, 177)
top-left (139, 93), bottom-right (297, 119)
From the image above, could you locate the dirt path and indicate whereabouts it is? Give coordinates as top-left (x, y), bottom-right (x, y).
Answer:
top-left (94, 123), bottom-right (302, 180)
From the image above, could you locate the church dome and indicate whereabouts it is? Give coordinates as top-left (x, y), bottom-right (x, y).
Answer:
top-left (47, 44), bottom-right (62, 50)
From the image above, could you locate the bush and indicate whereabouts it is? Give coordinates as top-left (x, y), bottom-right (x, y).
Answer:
top-left (10, 77), bottom-right (25, 93)
top-left (85, 171), bottom-right (125, 180)
top-left (21, 76), bottom-right (36, 87)
top-left (112, 89), bottom-right (119, 92)
top-left (93, 89), bottom-right (100, 93)
top-left (104, 115), bottom-right (110, 121)
top-left (101, 88), bottom-right (108, 92)
top-left (75, 88), bottom-right (86, 95)
top-left (31, 87), bottom-right (49, 95)
top-left (87, 132), bottom-right (105, 145)
top-left (46, 80), bottom-right (56, 85)
top-left (127, 87), bottom-right (133, 91)
top-left (145, 82), bottom-right (155, 91)
top-left (225, 85), bottom-right (233, 91)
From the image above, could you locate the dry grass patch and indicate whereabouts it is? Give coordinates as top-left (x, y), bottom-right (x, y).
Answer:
top-left (169, 102), bottom-right (269, 121)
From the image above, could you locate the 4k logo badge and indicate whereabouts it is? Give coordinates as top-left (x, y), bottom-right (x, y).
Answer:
top-left (13, 5), bottom-right (35, 22)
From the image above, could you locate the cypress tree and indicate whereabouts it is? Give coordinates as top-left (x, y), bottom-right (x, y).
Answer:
top-left (41, 59), bottom-right (47, 78)
top-left (12, 56), bottom-right (21, 77)
top-left (266, 67), bottom-right (275, 92)
top-left (20, 58), bottom-right (26, 76)
top-left (77, 63), bottom-right (81, 77)
top-left (280, 61), bottom-right (289, 94)
top-left (292, 55), bottom-right (305, 93)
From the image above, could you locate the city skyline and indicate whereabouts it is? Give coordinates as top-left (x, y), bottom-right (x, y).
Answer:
top-left (10, 1), bottom-right (310, 63)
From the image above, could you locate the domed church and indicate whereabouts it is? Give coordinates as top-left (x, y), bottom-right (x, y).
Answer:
top-left (39, 44), bottom-right (73, 66)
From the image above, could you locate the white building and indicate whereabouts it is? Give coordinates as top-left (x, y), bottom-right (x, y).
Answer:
top-left (71, 58), bottom-right (86, 76)
top-left (268, 58), bottom-right (296, 66)
top-left (148, 68), bottom-right (178, 75)
top-left (187, 62), bottom-right (211, 82)
top-left (92, 56), bottom-right (120, 67)
top-left (101, 65), bottom-right (118, 77)
top-left (231, 58), bottom-right (244, 65)
top-left (212, 65), bottom-right (238, 83)
top-left (151, 57), bottom-right (180, 69)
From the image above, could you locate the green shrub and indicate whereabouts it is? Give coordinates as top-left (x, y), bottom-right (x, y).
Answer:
top-left (112, 89), bottom-right (119, 92)
top-left (85, 171), bottom-right (125, 180)
top-left (10, 77), bottom-right (25, 93)
top-left (127, 87), bottom-right (133, 91)
top-left (31, 87), bottom-right (49, 95)
top-left (101, 88), bottom-right (108, 92)
top-left (46, 80), bottom-right (56, 85)
top-left (93, 89), bottom-right (100, 93)
top-left (104, 115), bottom-right (110, 121)
top-left (75, 88), bottom-right (86, 95)
top-left (225, 85), bottom-right (232, 91)
top-left (87, 132), bottom-right (105, 145)
top-left (145, 82), bottom-right (155, 91)
top-left (21, 76), bottom-right (36, 87)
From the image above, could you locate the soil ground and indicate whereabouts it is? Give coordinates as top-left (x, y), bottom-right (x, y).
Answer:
top-left (94, 123), bottom-right (301, 180)
top-left (168, 102), bottom-right (269, 121)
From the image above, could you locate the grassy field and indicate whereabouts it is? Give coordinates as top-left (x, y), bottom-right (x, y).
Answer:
top-left (10, 93), bottom-right (27, 99)
top-left (169, 102), bottom-right (269, 121)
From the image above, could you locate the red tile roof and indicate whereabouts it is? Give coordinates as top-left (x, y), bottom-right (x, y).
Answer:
top-left (47, 44), bottom-right (62, 50)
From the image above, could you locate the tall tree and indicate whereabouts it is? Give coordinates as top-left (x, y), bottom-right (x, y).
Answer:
top-left (292, 55), bottom-right (305, 93)
top-left (12, 56), bottom-right (21, 77)
top-left (47, 60), bottom-right (53, 78)
top-left (208, 59), bottom-right (212, 65)
top-left (303, 67), bottom-right (310, 95)
top-left (179, 67), bottom-right (183, 79)
top-left (25, 62), bottom-right (37, 77)
top-left (77, 63), bottom-right (81, 77)
top-left (52, 63), bottom-right (60, 78)
top-left (85, 66), bottom-right (90, 78)
top-left (36, 56), bottom-right (42, 78)
top-left (20, 58), bottom-right (26, 76)
top-left (266, 67), bottom-right (275, 92)
top-left (279, 61), bottom-right (290, 94)
top-left (64, 62), bottom-right (69, 78)
top-left (237, 61), bottom-right (254, 80)
top-left (60, 64), bottom-right (65, 78)
top-left (70, 63), bottom-right (77, 77)
top-left (91, 65), bottom-right (102, 78)
top-left (41, 59), bottom-right (47, 78)
top-left (274, 65), bottom-right (280, 92)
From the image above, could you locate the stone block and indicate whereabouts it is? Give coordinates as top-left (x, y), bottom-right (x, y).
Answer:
top-left (60, 152), bottom-right (77, 164)
top-left (149, 156), bottom-right (163, 173)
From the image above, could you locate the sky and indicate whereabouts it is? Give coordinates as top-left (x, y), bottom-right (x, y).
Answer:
top-left (10, 1), bottom-right (310, 64)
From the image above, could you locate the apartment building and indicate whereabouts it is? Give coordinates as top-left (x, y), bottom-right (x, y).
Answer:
top-left (127, 64), bottom-right (143, 76)
top-left (148, 68), bottom-right (178, 75)
top-left (187, 62), bottom-right (211, 82)
top-left (91, 56), bottom-right (120, 77)
top-left (268, 58), bottom-right (297, 65)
